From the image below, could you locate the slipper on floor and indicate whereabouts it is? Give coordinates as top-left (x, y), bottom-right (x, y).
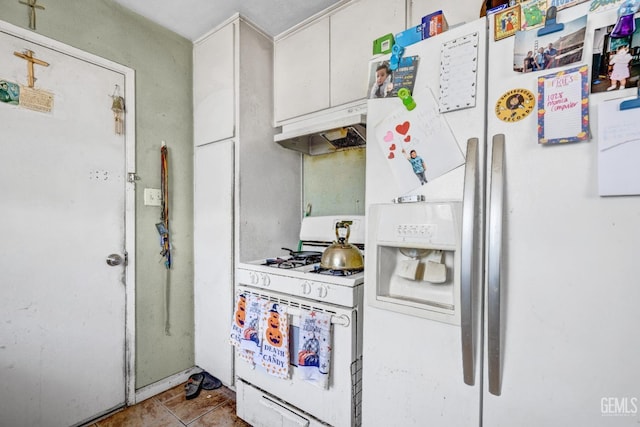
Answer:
top-left (185, 373), bottom-right (204, 400)
top-left (201, 371), bottom-right (222, 390)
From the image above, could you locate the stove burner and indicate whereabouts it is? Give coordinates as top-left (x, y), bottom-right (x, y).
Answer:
top-left (263, 255), bottom-right (321, 269)
top-left (311, 265), bottom-right (364, 276)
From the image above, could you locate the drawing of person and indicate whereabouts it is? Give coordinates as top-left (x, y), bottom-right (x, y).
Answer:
top-left (369, 62), bottom-right (393, 99)
top-left (607, 45), bottom-right (632, 91)
top-left (506, 12), bottom-right (515, 31)
top-left (402, 148), bottom-right (427, 185)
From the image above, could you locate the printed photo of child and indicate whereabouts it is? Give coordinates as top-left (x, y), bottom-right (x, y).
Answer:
top-left (590, 19), bottom-right (640, 94)
top-left (401, 148), bottom-right (427, 185)
top-left (607, 45), bottom-right (633, 90)
top-left (369, 61), bottom-right (393, 99)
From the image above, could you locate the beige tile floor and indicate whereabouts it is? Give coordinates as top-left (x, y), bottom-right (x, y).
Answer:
top-left (90, 382), bottom-right (250, 427)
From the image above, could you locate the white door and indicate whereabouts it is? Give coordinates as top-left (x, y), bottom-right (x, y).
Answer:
top-left (0, 23), bottom-right (134, 427)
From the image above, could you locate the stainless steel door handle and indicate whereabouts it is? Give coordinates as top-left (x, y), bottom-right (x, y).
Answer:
top-left (461, 138), bottom-right (479, 386)
top-left (106, 254), bottom-right (123, 266)
top-left (488, 134), bottom-right (505, 396)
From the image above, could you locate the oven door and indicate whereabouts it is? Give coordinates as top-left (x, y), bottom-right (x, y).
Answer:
top-left (235, 286), bottom-right (361, 427)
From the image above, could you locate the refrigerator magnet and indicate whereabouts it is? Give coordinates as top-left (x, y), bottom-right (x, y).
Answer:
top-left (495, 88), bottom-right (536, 122)
top-left (537, 65), bottom-right (590, 144)
top-left (494, 5), bottom-right (521, 41)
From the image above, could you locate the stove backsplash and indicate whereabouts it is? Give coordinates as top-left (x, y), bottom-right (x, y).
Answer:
top-left (303, 148), bottom-right (365, 216)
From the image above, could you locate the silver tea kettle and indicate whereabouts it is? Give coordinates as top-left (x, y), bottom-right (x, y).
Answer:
top-left (320, 221), bottom-right (364, 270)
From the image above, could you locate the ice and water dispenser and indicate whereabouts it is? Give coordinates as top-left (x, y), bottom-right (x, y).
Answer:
top-left (366, 200), bottom-right (462, 325)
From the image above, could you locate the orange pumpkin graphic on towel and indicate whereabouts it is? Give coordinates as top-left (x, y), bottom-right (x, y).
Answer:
top-left (234, 294), bottom-right (246, 327)
top-left (266, 304), bottom-right (283, 347)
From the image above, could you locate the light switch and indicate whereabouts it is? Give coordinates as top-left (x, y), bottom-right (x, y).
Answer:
top-left (144, 188), bottom-right (162, 206)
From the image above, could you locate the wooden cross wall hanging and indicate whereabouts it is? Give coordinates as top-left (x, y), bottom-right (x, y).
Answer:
top-left (13, 49), bottom-right (49, 88)
top-left (18, 0), bottom-right (45, 30)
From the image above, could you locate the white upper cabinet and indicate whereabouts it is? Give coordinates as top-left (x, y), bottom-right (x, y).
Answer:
top-left (194, 23), bottom-right (235, 146)
top-left (274, 0), bottom-right (483, 126)
top-left (274, 0), bottom-right (406, 124)
top-left (273, 17), bottom-right (330, 123)
top-left (330, 0), bottom-right (405, 107)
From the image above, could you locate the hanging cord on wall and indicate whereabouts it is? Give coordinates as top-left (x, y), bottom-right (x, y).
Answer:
top-left (159, 142), bottom-right (171, 268)
top-left (156, 141), bottom-right (172, 335)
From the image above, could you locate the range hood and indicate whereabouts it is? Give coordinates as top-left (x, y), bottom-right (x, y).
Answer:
top-left (274, 101), bottom-right (367, 155)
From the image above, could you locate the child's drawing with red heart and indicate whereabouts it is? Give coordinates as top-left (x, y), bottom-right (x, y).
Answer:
top-left (395, 121), bottom-right (410, 135)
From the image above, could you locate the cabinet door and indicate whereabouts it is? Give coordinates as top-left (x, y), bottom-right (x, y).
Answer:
top-left (408, 0), bottom-right (479, 29)
top-left (274, 17), bottom-right (330, 123)
top-left (330, 0), bottom-right (405, 106)
top-left (194, 24), bottom-right (235, 146)
top-left (194, 140), bottom-right (234, 384)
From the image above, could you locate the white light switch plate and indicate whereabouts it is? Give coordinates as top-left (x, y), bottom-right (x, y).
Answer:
top-left (144, 188), bottom-right (162, 206)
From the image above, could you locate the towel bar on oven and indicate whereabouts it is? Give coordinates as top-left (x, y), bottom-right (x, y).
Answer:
top-left (284, 307), bottom-right (351, 327)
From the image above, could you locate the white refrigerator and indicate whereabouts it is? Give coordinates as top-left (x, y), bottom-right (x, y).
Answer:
top-left (363, 3), bottom-right (640, 426)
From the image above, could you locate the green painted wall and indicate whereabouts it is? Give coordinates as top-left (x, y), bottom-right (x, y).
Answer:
top-left (1, 0), bottom-right (194, 388)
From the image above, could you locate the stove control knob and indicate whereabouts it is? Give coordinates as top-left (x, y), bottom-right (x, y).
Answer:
top-left (301, 281), bottom-right (312, 295)
top-left (260, 273), bottom-right (270, 287)
top-left (248, 271), bottom-right (259, 285)
top-left (317, 284), bottom-right (328, 298)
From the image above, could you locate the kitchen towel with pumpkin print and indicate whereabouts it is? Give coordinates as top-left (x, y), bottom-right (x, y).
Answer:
top-left (230, 292), bottom-right (257, 366)
top-left (229, 292), bottom-right (246, 347)
top-left (297, 310), bottom-right (332, 389)
top-left (240, 293), bottom-right (262, 356)
top-left (259, 301), bottom-right (290, 379)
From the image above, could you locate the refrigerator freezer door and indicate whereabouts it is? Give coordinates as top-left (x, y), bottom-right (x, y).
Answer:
top-left (363, 17), bottom-right (487, 427)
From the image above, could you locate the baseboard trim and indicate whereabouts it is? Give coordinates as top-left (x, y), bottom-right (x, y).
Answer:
top-left (134, 366), bottom-right (201, 403)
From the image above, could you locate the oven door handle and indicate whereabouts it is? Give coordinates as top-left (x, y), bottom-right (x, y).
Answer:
top-left (260, 397), bottom-right (310, 426)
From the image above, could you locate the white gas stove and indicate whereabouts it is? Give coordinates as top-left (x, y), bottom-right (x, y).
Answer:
top-left (234, 215), bottom-right (365, 427)
top-left (237, 215), bottom-right (365, 307)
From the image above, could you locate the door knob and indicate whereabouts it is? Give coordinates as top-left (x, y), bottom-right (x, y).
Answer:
top-left (106, 254), bottom-right (123, 266)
